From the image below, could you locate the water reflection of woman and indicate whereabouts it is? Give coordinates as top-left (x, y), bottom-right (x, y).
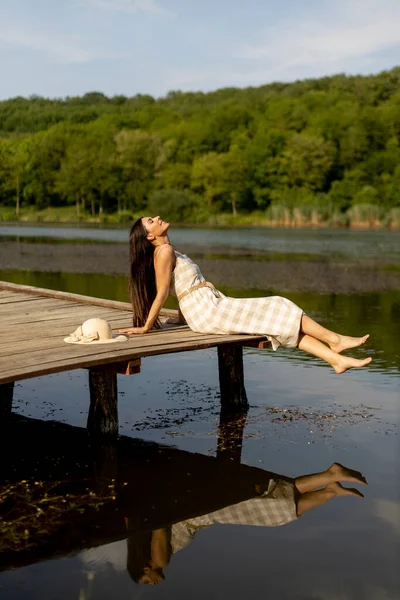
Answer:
top-left (126, 462), bottom-right (367, 586)
top-left (120, 217), bottom-right (372, 374)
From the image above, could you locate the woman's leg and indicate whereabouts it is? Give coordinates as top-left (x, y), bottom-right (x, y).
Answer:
top-left (295, 463), bottom-right (367, 516)
top-left (294, 462), bottom-right (367, 494)
top-left (300, 315), bottom-right (370, 353)
top-left (297, 334), bottom-right (372, 373)
top-left (296, 483), bottom-right (363, 516)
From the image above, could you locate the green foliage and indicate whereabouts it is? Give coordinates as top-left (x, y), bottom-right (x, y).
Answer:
top-left (0, 68), bottom-right (399, 226)
top-left (147, 188), bottom-right (205, 222)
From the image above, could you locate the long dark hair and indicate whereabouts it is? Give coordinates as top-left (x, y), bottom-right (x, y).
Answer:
top-left (126, 530), bottom-right (153, 583)
top-left (129, 217), bottom-right (161, 329)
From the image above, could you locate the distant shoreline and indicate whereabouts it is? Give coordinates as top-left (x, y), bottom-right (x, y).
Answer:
top-left (1, 217), bottom-right (399, 231)
top-left (1, 241), bottom-right (399, 294)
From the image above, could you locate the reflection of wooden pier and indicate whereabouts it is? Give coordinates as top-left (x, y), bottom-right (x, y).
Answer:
top-left (0, 414), bottom-right (274, 570)
top-left (0, 281), bottom-right (270, 435)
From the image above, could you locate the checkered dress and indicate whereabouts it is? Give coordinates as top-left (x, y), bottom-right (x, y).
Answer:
top-left (170, 478), bottom-right (298, 554)
top-left (171, 250), bottom-right (304, 350)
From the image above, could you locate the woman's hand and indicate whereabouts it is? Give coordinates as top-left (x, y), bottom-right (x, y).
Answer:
top-left (119, 326), bottom-right (149, 335)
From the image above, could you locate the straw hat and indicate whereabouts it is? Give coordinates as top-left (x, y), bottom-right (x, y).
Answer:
top-left (64, 318), bottom-right (128, 344)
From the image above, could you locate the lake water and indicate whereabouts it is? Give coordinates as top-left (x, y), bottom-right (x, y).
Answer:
top-left (2, 222), bottom-right (400, 260)
top-left (0, 225), bottom-right (399, 600)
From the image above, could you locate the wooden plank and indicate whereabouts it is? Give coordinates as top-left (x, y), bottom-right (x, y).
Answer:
top-left (0, 280), bottom-right (134, 311)
top-left (0, 307), bottom-right (129, 327)
top-left (0, 294), bottom-right (47, 306)
top-left (0, 295), bottom-right (49, 304)
top-left (1, 324), bottom-right (131, 345)
top-left (0, 291), bottom-right (21, 298)
top-left (0, 303), bottom-right (130, 321)
top-left (3, 304), bottom-right (129, 318)
top-left (0, 333), bottom-right (266, 384)
top-left (0, 291), bottom-right (36, 298)
top-left (0, 322), bottom-right (185, 358)
top-left (0, 282), bottom-right (178, 312)
top-left (0, 330), bottom-right (228, 371)
top-left (1, 327), bottom-right (258, 364)
top-left (0, 298), bottom-right (89, 312)
top-left (0, 283), bottom-right (269, 386)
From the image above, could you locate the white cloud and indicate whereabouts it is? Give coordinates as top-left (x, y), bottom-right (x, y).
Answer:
top-left (0, 28), bottom-right (126, 64)
top-left (236, 0), bottom-right (400, 79)
top-left (0, 29), bottom-right (90, 63)
top-left (86, 0), bottom-right (171, 16)
top-left (80, 539), bottom-right (127, 571)
top-left (374, 499), bottom-right (400, 535)
top-left (160, 0), bottom-right (400, 94)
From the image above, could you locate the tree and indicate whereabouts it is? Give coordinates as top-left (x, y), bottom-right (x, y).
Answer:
top-left (23, 126), bottom-right (69, 208)
top-left (57, 124), bottom-right (117, 216)
top-left (280, 133), bottom-right (335, 192)
top-left (0, 138), bottom-right (30, 216)
top-left (115, 130), bottom-right (165, 211)
top-left (159, 162), bottom-right (191, 190)
top-left (219, 138), bottom-right (249, 216)
top-left (147, 189), bottom-right (203, 222)
top-left (191, 152), bottom-right (226, 209)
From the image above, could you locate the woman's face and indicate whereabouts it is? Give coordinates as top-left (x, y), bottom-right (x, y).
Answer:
top-left (142, 216), bottom-right (170, 240)
top-left (139, 565), bottom-right (165, 586)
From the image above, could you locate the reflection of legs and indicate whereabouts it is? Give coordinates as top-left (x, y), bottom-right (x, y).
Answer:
top-left (295, 462), bottom-right (367, 494)
top-left (295, 462), bottom-right (367, 516)
top-left (297, 483), bottom-right (363, 516)
top-left (297, 334), bottom-right (372, 374)
top-left (300, 315), bottom-right (370, 353)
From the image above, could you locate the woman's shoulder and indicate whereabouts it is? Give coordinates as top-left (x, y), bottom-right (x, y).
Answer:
top-left (154, 244), bottom-right (175, 257)
top-left (154, 244), bottom-right (176, 270)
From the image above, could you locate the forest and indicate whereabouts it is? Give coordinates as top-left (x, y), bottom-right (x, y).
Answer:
top-left (0, 67), bottom-right (399, 227)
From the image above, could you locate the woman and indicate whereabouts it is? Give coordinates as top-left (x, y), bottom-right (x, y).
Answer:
top-left (126, 462), bottom-right (367, 586)
top-left (120, 216), bottom-right (372, 374)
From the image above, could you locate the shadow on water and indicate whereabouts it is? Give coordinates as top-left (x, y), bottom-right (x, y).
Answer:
top-left (0, 374), bottom-right (398, 599)
top-left (0, 413), bottom-right (368, 584)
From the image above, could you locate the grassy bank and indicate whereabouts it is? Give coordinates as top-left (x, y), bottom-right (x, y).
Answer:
top-left (1, 204), bottom-right (399, 230)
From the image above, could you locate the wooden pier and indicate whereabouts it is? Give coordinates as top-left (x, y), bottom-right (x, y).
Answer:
top-left (0, 281), bottom-right (270, 436)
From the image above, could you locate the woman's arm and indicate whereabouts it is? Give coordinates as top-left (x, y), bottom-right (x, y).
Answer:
top-left (151, 528), bottom-right (172, 568)
top-left (120, 245), bottom-right (175, 335)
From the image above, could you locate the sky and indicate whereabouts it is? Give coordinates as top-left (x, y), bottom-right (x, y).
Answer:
top-left (0, 0), bottom-right (399, 100)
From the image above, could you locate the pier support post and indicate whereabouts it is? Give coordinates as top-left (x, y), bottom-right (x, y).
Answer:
top-left (87, 369), bottom-right (118, 437)
top-left (217, 344), bottom-right (248, 410)
top-left (0, 382), bottom-right (14, 423)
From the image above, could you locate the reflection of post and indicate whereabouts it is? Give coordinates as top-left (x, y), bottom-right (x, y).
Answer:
top-left (217, 344), bottom-right (248, 410)
top-left (87, 368), bottom-right (118, 437)
top-left (217, 405), bottom-right (248, 464)
top-left (0, 382), bottom-right (14, 422)
top-left (91, 440), bottom-right (118, 496)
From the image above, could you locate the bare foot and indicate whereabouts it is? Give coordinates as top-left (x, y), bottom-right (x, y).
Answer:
top-left (326, 482), bottom-right (364, 498)
top-left (328, 462), bottom-right (368, 485)
top-left (333, 355), bottom-right (372, 374)
top-left (330, 333), bottom-right (370, 354)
